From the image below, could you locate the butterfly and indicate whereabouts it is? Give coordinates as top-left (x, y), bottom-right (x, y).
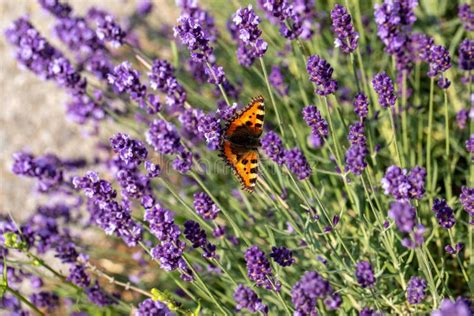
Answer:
top-left (220, 95), bottom-right (265, 192)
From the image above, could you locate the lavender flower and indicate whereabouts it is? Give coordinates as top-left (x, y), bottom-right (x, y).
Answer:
top-left (402, 224), bottom-right (426, 249)
top-left (374, 0), bottom-right (418, 54)
top-left (90, 10), bottom-right (126, 47)
top-left (30, 292), bottom-right (60, 310)
top-left (467, 134), bottom-right (474, 155)
top-left (108, 62), bottom-right (146, 103)
top-left (145, 161), bottom-right (161, 178)
top-left (136, 0), bottom-right (153, 17)
top-left (372, 72), bottom-right (397, 108)
top-left (5, 17), bottom-right (86, 94)
top-left (197, 113), bottom-right (221, 150)
top-left (355, 261), bottom-right (375, 288)
top-left (353, 93), bottom-right (369, 120)
top-left (233, 284), bottom-right (268, 314)
top-left (345, 122), bottom-right (368, 175)
top-left (205, 64), bottom-right (225, 85)
top-left (67, 264), bottom-right (91, 288)
top-left (151, 241), bottom-right (186, 272)
top-left (456, 109), bottom-right (469, 129)
top-left (86, 281), bottom-right (115, 306)
top-left (172, 149), bottom-right (193, 174)
top-left (345, 143), bottom-right (368, 175)
top-left (427, 45), bottom-right (451, 78)
top-left (445, 243), bottom-right (463, 255)
top-left (66, 94), bottom-right (105, 125)
top-left (269, 66), bottom-right (289, 96)
top-left (110, 133), bottom-right (148, 169)
top-left (149, 59), bottom-right (187, 110)
top-left (460, 186), bottom-right (474, 216)
top-left (261, 131), bottom-right (285, 165)
top-left (174, 15), bottom-right (213, 62)
top-left (270, 246), bottom-right (295, 267)
top-left (348, 122), bottom-right (367, 145)
top-left (193, 192), bottom-right (220, 220)
top-left (136, 298), bottom-right (172, 316)
top-left (306, 55), bottom-right (338, 96)
top-left (73, 172), bottom-right (142, 246)
top-left (459, 39), bottom-right (474, 71)
top-left (12, 152), bottom-right (64, 192)
top-left (38, 0), bottom-right (72, 18)
top-left (432, 297), bottom-right (472, 316)
top-left (381, 165), bottom-right (426, 200)
top-left (302, 105), bottom-right (329, 140)
top-left (324, 292), bottom-right (342, 311)
top-left (410, 33), bottom-right (433, 63)
top-left (144, 204), bottom-right (181, 242)
top-left (146, 119), bottom-right (182, 155)
top-left (183, 220), bottom-right (216, 259)
top-left (388, 201), bottom-right (416, 233)
top-left (432, 199), bottom-right (456, 229)
top-left (406, 276), bottom-right (427, 304)
top-left (230, 5), bottom-right (268, 67)
top-left (458, 4), bottom-right (474, 32)
top-left (291, 271), bottom-right (332, 315)
top-left (284, 148), bottom-right (312, 180)
top-left (245, 246), bottom-right (278, 290)
top-left (330, 4), bottom-right (359, 54)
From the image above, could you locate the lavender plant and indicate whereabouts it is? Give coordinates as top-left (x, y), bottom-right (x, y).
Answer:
top-left (2, 0), bottom-right (473, 315)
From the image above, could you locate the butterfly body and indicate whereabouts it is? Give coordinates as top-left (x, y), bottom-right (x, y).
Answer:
top-left (220, 96), bottom-right (265, 192)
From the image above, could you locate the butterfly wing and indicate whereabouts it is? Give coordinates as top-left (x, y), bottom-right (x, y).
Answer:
top-left (221, 140), bottom-right (259, 192)
top-left (224, 95), bottom-right (265, 139)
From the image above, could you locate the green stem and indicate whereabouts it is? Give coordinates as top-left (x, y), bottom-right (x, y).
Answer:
top-left (426, 77), bottom-right (435, 207)
top-left (443, 90), bottom-right (452, 199)
top-left (389, 108), bottom-right (403, 167)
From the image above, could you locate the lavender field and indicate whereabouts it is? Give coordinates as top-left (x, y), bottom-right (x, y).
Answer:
top-left (1, 0), bottom-right (473, 315)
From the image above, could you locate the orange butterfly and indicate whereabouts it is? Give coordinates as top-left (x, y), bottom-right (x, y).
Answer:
top-left (220, 95), bottom-right (265, 192)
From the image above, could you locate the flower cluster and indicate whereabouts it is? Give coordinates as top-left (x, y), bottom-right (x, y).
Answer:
top-left (145, 204), bottom-right (193, 281)
top-left (458, 39), bottom-right (474, 71)
top-left (406, 276), bottom-right (427, 304)
top-left (330, 4), bottom-right (359, 54)
top-left (245, 246), bottom-right (279, 291)
top-left (183, 220), bottom-right (217, 259)
top-left (306, 55), bottom-right (338, 96)
top-left (193, 192), bottom-right (220, 220)
top-left (270, 246), bottom-right (295, 267)
top-left (233, 284), bottom-right (268, 314)
top-left (432, 198), bottom-right (456, 229)
top-left (381, 165), bottom-right (426, 200)
top-left (229, 5), bottom-right (268, 67)
top-left (458, 4), bottom-right (474, 31)
top-left (261, 131), bottom-right (285, 165)
top-left (73, 171), bottom-right (143, 246)
top-left (149, 59), bottom-right (187, 111)
top-left (302, 105), bottom-right (329, 145)
top-left (353, 93), bottom-right (369, 120)
top-left (291, 271), bottom-right (341, 314)
top-left (5, 18), bottom-right (86, 95)
top-left (355, 261), bottom-right (376, 288)
top-left (372, 72), bottom-right (397, 108)
top-left (345, 122), bottom-right (368, 175)
top-left (12, 152), bottom-right (65, 192)
top-left (460, 186), bottom-right (474, 217)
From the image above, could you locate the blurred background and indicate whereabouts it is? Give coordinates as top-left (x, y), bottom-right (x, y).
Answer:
top-left (0, 0), bottom-right (176, 218)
